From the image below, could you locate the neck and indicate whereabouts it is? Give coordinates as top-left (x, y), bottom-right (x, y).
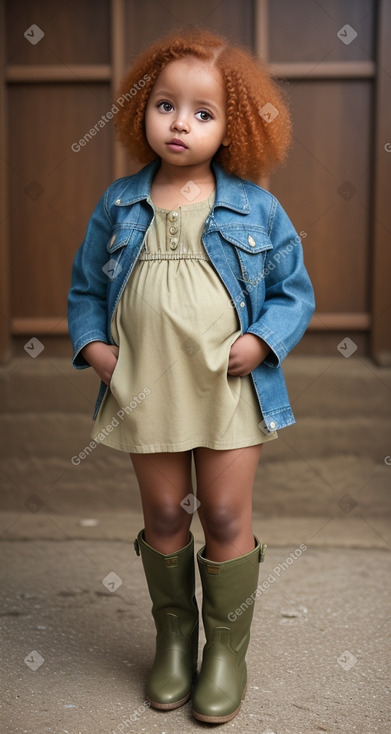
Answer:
top-left (150, 159), bottom-right (216, 208)
top-left (155, 160), bottom-right (215, 188)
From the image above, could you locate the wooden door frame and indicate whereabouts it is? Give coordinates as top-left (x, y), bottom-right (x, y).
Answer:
top-left (371, 0), bottom-right (391, 365)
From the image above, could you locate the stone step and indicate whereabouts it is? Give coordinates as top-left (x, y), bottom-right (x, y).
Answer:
top-left (0, 356), bottom-right (390, 417)
top-left (1, 452), bottom-right (389, 520)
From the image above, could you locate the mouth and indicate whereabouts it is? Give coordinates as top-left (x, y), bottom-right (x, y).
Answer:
top-left (166, 138), bottom-right (188, 151)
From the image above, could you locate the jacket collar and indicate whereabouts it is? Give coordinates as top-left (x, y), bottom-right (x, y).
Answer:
top-left (114, 158), bottom-right (251, 214)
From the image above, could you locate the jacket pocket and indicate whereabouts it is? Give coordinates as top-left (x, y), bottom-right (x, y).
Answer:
top-left (106, 227), bottom-right (133, 253)
top-left (104, 228), bottom-right (133, 281)
top-left (220, 227), bottom-right (273, 286)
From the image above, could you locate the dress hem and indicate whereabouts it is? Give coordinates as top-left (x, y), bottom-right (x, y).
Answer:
top-left (91, 432), bottom-right (278, 454)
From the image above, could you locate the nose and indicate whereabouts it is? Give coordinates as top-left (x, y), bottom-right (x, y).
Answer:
top-left (171, 112), bottom-right (190, 133)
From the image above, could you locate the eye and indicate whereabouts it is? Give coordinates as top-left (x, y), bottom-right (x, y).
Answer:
top-left (157, 101), bottom-right (174, 113)
top-left (195, 110), bottom-right (213, 121)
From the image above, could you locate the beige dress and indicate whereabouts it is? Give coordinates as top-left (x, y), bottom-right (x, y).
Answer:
top-left (92, 192), bottom-right (277, 452)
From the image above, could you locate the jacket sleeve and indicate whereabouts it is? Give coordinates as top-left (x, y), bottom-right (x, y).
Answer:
top-left (246, 200), bottom-right (315, 367)
top-left (67, 190), bottom-right (113, 368)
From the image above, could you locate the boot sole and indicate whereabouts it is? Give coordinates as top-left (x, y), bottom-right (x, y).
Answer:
top-left (148, 690), bottom-right (192, 711)
top-left (192, 685), bottom-right (246, 723)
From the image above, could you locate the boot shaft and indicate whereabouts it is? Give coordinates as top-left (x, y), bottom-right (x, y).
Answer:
top-left (197, 539), bottom-right (266, 651)
top-left (135, 530), bottom-right (198, 635)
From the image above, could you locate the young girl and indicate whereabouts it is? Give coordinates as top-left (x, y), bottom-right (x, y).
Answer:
top-left (68, 27), bottom-right (314, 724)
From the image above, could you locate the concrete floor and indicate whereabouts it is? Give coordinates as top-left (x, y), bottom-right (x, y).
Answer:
top-left (1, 511), bottom-right (390, 734)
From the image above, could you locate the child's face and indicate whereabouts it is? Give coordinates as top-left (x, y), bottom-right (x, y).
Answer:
top-left (145, 56), bottom-right (230, 169)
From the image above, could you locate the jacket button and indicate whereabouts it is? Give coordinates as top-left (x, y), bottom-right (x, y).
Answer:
top-left (169, 225), bottom-right (178, 235)
top-left (115, 199), bottom-right (121, 205)
top-left (240, 301), bottom-right (245, 307)
top-left (168, 211), bottom-right (179, 222)
top-left (170, 239), bottom-right (178, 250)
top-left (270, 421), bottom-right (276, 429)
top-left (248, 235), bottom-right (256, 247)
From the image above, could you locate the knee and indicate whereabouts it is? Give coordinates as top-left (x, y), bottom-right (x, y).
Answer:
top-left (146, 499), bottom-right (187, 539)
top-left (199, 504), bottom-right (240, 545)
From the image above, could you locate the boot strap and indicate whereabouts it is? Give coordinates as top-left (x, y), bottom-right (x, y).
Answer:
top-left (134, 537), bottom-right (140, 556)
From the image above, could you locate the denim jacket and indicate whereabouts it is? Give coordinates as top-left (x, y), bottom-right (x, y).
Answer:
top-left (68, 158), bottom-right (315, 431)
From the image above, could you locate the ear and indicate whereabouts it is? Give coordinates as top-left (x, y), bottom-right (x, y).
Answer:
top-left (222, 135), bottom-right (231, 147)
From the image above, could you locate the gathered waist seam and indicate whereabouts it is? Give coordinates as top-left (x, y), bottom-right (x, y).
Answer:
top-left (138, 252), bottom-right (210, 261)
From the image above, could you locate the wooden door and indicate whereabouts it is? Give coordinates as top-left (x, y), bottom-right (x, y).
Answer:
top-left (1, 0), bottom-right (390, 362)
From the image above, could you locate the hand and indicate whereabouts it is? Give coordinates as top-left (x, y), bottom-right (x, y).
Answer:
top-left (227, 333), bottom-right (270, 376)
top-left (81, 341), bottom-right (119, 385)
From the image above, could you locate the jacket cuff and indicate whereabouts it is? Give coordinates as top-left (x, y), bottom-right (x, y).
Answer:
top-left (246, 325), bottom-right (287, 368)
top-left (72, 332), bottom-right (109, 369)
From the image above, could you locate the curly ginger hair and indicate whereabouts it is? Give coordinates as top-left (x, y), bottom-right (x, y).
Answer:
top-left (114, 27), bottom-right (292, 181)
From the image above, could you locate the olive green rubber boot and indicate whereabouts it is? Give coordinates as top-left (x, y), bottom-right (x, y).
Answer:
top-left (134, 530), bottom-right (198, 710)
top-left (192, 538), bottom-right (266, 723)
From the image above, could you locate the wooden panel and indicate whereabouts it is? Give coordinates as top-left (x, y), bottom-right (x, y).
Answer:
top-left (111, 0), bottom-right (127, 179)
top-left (124, 0), bottom-right (255, 65)
top-left (6, 65), bottom-right (112, 82)
top-left (309, 313), bottom-right (370, 330)
top-left (269, 0), bottom-right (375, 62)
top-left (270, 61), bottom-right (375, 79)
top-left (13, 334), bottom-right (74, 357)
top-left (6, 0), bottom-right (110, 65)
top-left (270, 80), bottom-right (372, 314)
top-left (293, 330), bottom-right (368, 357)
top-left (8, 83), bottom-right (112, 319)
top-left (12, 318), bottom-right (69, 334)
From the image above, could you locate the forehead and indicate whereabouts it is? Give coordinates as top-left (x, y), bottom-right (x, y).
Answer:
top-left (152, 56), bottom-right (225, 98)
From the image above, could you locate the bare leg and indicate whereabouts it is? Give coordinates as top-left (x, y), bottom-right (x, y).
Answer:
top-left (130, 451), bottom-right (193, 553)
top-left (193, 444), bottom-right (263, 562)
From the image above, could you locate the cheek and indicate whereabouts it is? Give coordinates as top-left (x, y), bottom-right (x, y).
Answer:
top-left (145, 110), bottom-right (160, 144)
top-left (198, 128), bottom-right (218, 147)
top-left (199, 125), bottom-right (227, 150)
